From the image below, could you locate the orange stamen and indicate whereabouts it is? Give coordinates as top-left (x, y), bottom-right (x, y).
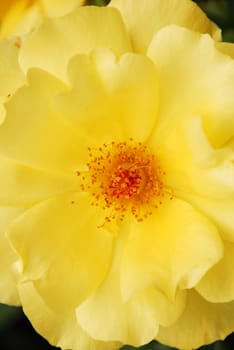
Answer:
top-left (77, 139), bottom-right (172, 222)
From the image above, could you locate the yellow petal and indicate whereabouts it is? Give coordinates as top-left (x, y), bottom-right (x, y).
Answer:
top-left (0, 38), bottom-right (25, 99)
top-left (0, 156), bottom-right (79, 206)
top-left (0, 0), bottom-right (85, 39)
top-left (196, 241), bottom-right (234, 302)
top-left (77, 229), bottom-right (182, 346)
top-left (0, 69), bottom-right (88, 173)
top-left (0, 3), bottom-right (42, 39)
top-left (110, 0), bottom-right (220, 53)
top-left (8, 192), bottom-right (113, 311)
top-left (142, 287), bottom-right (186, 329)
top-left (120, 198), bottom-right (223, 301)
top-left (0, 0), bottom-right (16, 21)
top-left (0, 0), bottom-right (37, 38)
top-left (77, 277), bottom-right (159, 346)
top-left (0, 206), bottom-right (24, 305)
top-left (55, 49), bottom-right (158, 145)
top-left (18, 282), bottom-right (120, 350)
top-left (154, 117), bottom-right (234, 200)
top-left (0, 38), bottom-right (25, 122)
top-left (19, 6), bottom-right (131, 81)
top-left (157, 290), bottom-right (234, 349)
top-left (41, 0), bottom-right (85, 17)
top-left (216, 42), bottom-right (234, 59)
top-left (148, 26), bottom-right (234, 147)
top-left (77, 226), bottom-right (185, 345)
top-left (175, 193), bottom-right (234, 243)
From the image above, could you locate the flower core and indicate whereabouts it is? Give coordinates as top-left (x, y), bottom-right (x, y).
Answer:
top-left (78, 140), bottom-right (169, 222)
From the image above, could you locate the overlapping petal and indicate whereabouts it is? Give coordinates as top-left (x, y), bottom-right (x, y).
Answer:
top-left (148, 26), bottom-right (234, 147)
top-left (77, 282), bottom-right (186, 346)
top-left (176, 193), bottom-right (234, 243)
top-left (0, 68), bottom-right (89, 173)
top-left (110, 0), bottom-right (220, 53)
top-left (0, 0), bottom-right (40, 38)
top-left (216, 42), bottom-right (234, 59)
top-left (0, 0), bottom-right (85, 39)
top-left (18, 282), bottom-right (120, 350)
top-left (19, 6), bottom-right (132, 80)
top-left (54, 49), bottom-right (159, 144)
top-left (40, 0), bottom-right (85, 17)
top-left (153, 117), bottom-right (234, 201)
top-left (77, 230), bottom-right (186, 345)
top-left (0, 206), bottom-right (24, 304)
top-left (120, 198), bottom-right (223, 302)
top-left (196, 241), bottom-right (234, 303)
top-left (157, 290), bottom-right (234, 350)
top-left (8, 192), bottom-right (113, 311)
top-left (77, 274), bottom-right (160, 346)
top-left (0, 38), bottom-right (25, 121)
top-left (0, 39), bottom-right (25, 98)
top-left (0, 49), bottom-right (159, 176)
top-left (0, 156), bottom-right (80, 206)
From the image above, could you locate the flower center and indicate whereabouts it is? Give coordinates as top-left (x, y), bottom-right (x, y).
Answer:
top-left (109, 166), bottom-right (142, 200)
top-left (77, 139), bottom-right (171, 222)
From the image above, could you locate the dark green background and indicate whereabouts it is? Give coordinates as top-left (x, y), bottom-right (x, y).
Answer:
top-left (0, 0), bottom-right (233, 349)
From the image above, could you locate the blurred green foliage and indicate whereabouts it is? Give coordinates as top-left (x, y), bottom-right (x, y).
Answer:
top-left (0, 0), bottom-right (234, 350)
top-left (194, 0), bottom-right (234, 41)
top-left (86, 0), bottom-right (109, 5)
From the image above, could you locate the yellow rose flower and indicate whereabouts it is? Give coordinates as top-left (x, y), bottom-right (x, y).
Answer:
top-left (0, 0), bottom-right (85, 39)
top-left (0, 1), bottom-right (234, 350)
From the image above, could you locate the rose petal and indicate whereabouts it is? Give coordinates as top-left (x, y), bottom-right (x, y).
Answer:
top-left (0, 156), bottom-right (79, 206)
top-left (120, 198), bottom-right (223, 300)
top-left (0, 205), bottom-right (24, 305)
top-left (18, 282), bottom-right (120, 350)
top-left (157, 290), bottom-right (234, 349)
top-left (19, 6), bottom-right (132, 80)
top-left (8, 192), bottom-right (113, 311)
top-left (148, 26), bottom-right (234, 146)
top-left (55, 49), bottom-right (159, 145)
top-left (110, 0), bottom-right (220, 53)
top-left (196, 241), bottom-right (234, 302)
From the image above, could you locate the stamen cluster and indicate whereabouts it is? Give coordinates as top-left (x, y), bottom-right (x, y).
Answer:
top-left (77, 139), bottom-right (169, 222)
